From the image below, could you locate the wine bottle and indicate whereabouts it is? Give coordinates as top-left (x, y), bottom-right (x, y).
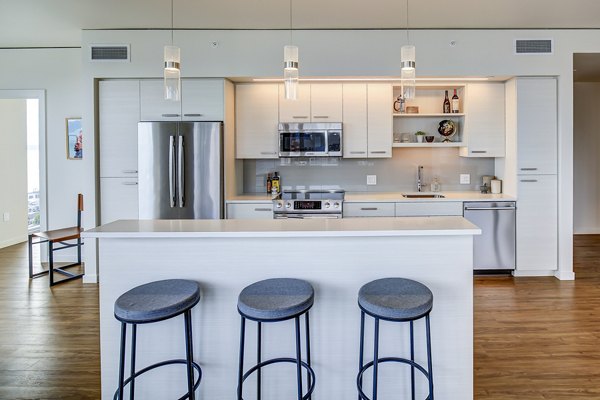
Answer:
top-left (443, 90), bottom-right (450, 113)
top-left (451, 89), bottom-right (460, 113)
top-left (266, 173), bottom-right (272, 194)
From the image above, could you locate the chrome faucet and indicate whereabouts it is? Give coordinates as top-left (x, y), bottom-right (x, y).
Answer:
top-left (417, 165), bottom-right (423, 192)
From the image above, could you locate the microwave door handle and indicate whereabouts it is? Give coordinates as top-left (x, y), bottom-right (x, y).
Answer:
top-left (178, 135), bottom-right (184, 207)
top-left (169, 135), bottom-right (176, 208)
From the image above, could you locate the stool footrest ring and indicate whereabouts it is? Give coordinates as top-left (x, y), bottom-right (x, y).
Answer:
top-left (357, 357), bottom-right (432, 400)
top-left (113, 359), bottom-right (202, 400)
top-left (240, 357), bottom-right (316, 400)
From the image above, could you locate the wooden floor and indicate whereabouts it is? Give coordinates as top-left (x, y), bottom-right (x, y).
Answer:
top-left (0, 236), bottom-right (599, 399)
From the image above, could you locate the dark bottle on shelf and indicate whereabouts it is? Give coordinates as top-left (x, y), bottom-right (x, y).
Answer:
top-left (452, 89), bottom-right (460, 113)
top-left (271, 172), bottom-right (280, 195)
top-left (266, 173), bottom-right (272, 194)
top-left (443, 90), bottom-right (451, 113)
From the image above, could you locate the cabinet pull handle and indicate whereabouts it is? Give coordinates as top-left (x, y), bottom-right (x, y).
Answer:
top-left (370, 151), bottom-right (387, 154)
top-left (122, 170), bottom-right (138, 174)
top-left (471, 150), bottom-right (487, 154)
top-left (520, 168), bottom-right (538, 171)
top-left (184, 113), bottom-right (204, 117)
top-left (349, 151), bottom-right (366, 154)
top-left (292, 116), bottom-right (309, 119)
top-left (162, 113), bottom-right (181, 117)
top-left (254, 208), bottom-right (271, 212)
top-left (520, 179), bottom-right (538, 183)
top-left (260, 151), bottom-right (277, 155)
top-left (313, 116), bottom-right (329, 119)
top-left (122, 182), bottom-right (138, 186)
top-left (361, 207), bottom-right (378, 211)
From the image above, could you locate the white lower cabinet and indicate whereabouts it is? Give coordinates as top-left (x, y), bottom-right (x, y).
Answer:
top-left (226, 203), bottom-right (273, 219)
top-left (395, 202), bottom-right (463, 217)
top-left (100, 178), bottom-right (139, 224)
top-left (516, 175), bottom-right (558, 271)
top-left (343, 202), bottom-right (395, 217)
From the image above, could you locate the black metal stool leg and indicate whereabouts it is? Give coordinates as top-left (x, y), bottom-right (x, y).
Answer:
top-left (130, 324), bottom-right (137, 399)
top-left (305, 311), bottom-right (312, 400)
top-left (237, 316), bottom-right (246, 400)
top-left (257, 321), bottom-right (262, 400)
top-left (184, 310), bottom-right (196, 400)
top-left (372, 317), bottom-right (380, 400)
top-left (118, 322), bottom-right (127, 400)
top-left (410, 320), bottom-right (415, 400)
top-left (48, 241), bottom-right (54, 287)
top-left (426, 314), bottom-right (434, 400)
top-left (295, 316), bottom-right (303, 400)
top-left (358, 311), bottom-right (365, 400)
top-left (28, 234), bottom-right (33, 278)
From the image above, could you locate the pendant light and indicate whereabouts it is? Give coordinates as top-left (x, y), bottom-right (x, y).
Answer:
top-left (164, 0), bottom-right (180, 101)
top-left (401, 0), bottom-right (416, 99)
top-left (284, 0), bottom-right (299, 100)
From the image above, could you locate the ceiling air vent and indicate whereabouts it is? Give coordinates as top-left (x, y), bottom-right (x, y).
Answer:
top-left (89, 44), bottom-right (130, 62)
top-left (514, 39), bottom-right (553, 55)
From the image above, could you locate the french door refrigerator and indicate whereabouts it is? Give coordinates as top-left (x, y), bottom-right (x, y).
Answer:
top-left (138, 121), bottom-right (224, 219)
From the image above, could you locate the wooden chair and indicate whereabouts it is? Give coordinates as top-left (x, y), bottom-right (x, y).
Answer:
top-left (28, 194), bottom-right (84, 286)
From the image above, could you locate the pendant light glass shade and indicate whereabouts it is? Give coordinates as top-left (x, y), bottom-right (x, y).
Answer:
top-left (164, 45), bottom-right (181, 101)
top-left (400, 44), bottom-right (416, 99)
top-left (284, 45), bottom-right (299, 100)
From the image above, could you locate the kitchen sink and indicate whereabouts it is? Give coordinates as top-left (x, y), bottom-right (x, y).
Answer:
top-left (402, 193), bottom-right (446, 199)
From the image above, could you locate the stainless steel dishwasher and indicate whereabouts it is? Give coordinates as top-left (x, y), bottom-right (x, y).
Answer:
top-left (463, 201), bottom-right (516, 272)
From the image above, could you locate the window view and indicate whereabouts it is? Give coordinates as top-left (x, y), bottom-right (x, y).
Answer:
top-left (27, 99), bottom-right (40, 233)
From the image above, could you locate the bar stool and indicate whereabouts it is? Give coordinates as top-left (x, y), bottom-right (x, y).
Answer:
top-left (357, 278), bottom-right (434, 400)
top-left (237, 278), bottom-right (316, 400)
top-left (113, 279), bottom-right (202, 400)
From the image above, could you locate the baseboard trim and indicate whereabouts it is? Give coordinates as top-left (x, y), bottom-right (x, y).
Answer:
top-left (573, 229), bottom-right (600, 235)
top-left (83, 274), bottom-right (98, 284)
top-left (512, 270), bottom-right (556, 277)
top-left (0, 237), bottom-right (26, 249)
top-left (554, 270), bottom-right (575, 281)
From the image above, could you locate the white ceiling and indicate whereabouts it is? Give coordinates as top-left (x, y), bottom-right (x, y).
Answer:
top-left (2, 0), bottom-right (600, 47)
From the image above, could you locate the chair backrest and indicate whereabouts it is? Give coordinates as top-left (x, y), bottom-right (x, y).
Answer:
top-left (77, 194), bottom-right (83, 228)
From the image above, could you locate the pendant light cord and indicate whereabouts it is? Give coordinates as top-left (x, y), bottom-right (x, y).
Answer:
top-left (289, 0), bottom-right (294, 45)
top-left (406, 0), bottom-right (410, 44)
top-left (171, 0), bottom-right (174, 45)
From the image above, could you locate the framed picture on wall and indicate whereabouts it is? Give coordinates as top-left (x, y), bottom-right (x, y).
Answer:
top-left (66, 118), bottom-right (82, 160)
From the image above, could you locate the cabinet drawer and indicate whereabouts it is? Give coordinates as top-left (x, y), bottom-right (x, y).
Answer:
top-left (226, 203), bottom-right (273, 219)
top-left (395, 202), bottom-right (463, 217)
top-left (343, 202), bottom-right (395, 217)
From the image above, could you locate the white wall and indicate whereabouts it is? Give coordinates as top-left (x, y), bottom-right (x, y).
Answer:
top-left (0, 48), bottom-right (83, 236)
top-left (574, 82), bottom-right (600, 233)
top-left (0, 99), bottom-right (28, 248)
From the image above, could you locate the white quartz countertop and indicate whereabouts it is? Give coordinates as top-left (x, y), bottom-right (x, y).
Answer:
top-left (83, 216), bottom-right (481, 239)
top-left (226, 191), bottom-right (515, 203)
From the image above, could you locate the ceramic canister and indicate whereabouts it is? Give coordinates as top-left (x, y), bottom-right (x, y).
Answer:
top-left (491, 179), bottom-right (502, 194)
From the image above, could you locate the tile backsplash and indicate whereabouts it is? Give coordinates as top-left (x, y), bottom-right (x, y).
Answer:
top-left (243, 148), bottom-right (495, 193)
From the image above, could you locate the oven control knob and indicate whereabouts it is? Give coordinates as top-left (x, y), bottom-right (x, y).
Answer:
top-left (324, 202), bottom-right (330, 208)
top-left (334, 202), bottom-right (340, 208)
top-left (286, 202), bottom-right (291, 209)
top-left (276, 201), bottom-right (283, 208)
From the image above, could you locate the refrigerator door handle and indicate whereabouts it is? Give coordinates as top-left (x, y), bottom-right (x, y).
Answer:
top-left (169, 135), bottom-right (176, 208)
top-left (178, 135), bottom-right (185, 207)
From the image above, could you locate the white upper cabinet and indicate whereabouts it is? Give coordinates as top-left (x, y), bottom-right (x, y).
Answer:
top-left (367, 83), bottom-right (393, 158)
top-left (140, 79), bottom-right (181, 121)
top-left (181, 79), bottom-right (224, 121)
top-left (516, 78), bottom-right (557, 174)
top-left (342, 83), bottom-right (368, 158)
top-left (310, 84), bottom-right (343, 122)
top-left (279, 84), bottom-right (311, 122)
top-left (460, 83), bottom-right (506, 157)
top-left (236, 83), bottom-right (279, 159)
top-left (99, 80), bottom-right (140, 178)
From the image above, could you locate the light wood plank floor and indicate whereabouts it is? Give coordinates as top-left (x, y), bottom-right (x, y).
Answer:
top-left (0, 236), bottom-right (598, 399)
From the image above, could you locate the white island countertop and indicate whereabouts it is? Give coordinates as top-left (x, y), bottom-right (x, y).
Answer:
top-left (83, 216), bottom-right (481, 239)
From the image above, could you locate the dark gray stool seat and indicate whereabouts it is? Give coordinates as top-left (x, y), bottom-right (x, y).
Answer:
top-left (358, 277), bottom-right (433, 321)
top-left (238, 278), bottom-right (314, 321)
top-left (114, 279), bottom-right (201, 323)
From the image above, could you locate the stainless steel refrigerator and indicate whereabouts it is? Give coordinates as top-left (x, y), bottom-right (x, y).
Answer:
top-left (138, 121), bottom-right (223, 219)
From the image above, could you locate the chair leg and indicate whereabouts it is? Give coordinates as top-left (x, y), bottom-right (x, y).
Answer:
top-left (48, 241), bottom-right (54, 287)
top-left (426, 314), bottom-right (434, 400)
top-left (130, 324), bottom-right (137, 400)
top-left (28, 234), bottom-right (34, 278)
top-left (77, 237), bottom-right (82, 265)
top-left (305, 311), bottom-right (312, 400)
top-left (294, 316), bottom-right (303, 400)
top-left (257, 321), bottom-right (262, 400)
top-left (237, 316), bottom-right (246, 400)
top-left (118, 322), bottom-right (127, 400)
top-left (410, 320), bottom-right (415, 400)
top-left (184, 310), bottom-right (196, 400)
top-left (372, 318), bottom-right (380, 400)
top-left (358, 311), bottom-right (365, 400)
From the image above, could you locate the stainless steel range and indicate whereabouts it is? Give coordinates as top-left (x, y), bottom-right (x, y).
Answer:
top-left (273, 190), bottom-right (345, 219)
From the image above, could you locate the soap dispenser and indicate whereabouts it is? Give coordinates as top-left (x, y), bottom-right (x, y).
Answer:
top-left (431, 177), bottom-right (441, 192)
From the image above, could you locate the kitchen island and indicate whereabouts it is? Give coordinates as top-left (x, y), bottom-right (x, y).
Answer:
top-left (84, 217), bottom-right (480, 400)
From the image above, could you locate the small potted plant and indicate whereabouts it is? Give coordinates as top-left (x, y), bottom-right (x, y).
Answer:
top-left (415, 131), bottom-right (426, 143)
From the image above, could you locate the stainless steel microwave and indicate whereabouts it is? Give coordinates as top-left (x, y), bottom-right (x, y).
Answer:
top-left (278, 122), bottom-right (342, 157)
